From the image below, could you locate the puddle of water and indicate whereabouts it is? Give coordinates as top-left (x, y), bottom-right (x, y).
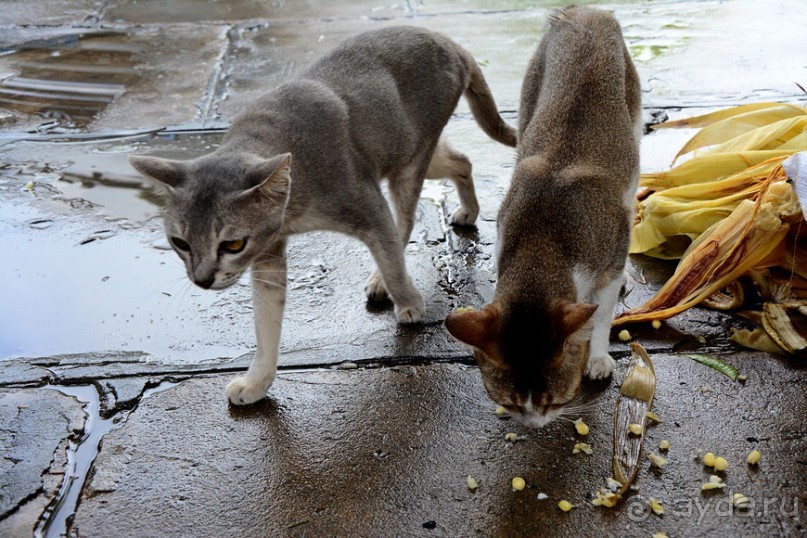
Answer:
top-left (35, 381), bottom-right (181, 538)
top-left (0, 32), bottom-right (141, 130)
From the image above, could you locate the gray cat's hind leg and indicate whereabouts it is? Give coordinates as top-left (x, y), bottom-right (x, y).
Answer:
top-left (426, 138), bottom-right (478, 226)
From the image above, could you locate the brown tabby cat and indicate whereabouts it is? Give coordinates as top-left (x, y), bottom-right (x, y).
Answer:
top-left (445, 6), bottom-right (642, 428)
top-left (129, 26), bottom-right (516, 405)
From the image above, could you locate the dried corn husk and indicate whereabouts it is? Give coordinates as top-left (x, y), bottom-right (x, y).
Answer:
top-left (619, 101), bottom-right (806, 351)
top-left (612, 343), bottom-right (656, 498)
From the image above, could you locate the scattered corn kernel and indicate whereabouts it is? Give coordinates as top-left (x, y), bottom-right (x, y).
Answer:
top-left (701, 475), bottom-right (725, 491)
top-left (618, 329), bottom-right (632, 342)
top-left (592, 488), bottom-right (619, 508)
top-left (733, 493), bottom-right (751, 509)
top-left (558, 500), bottom-right (573, 512)
top-left (505, 432), bottom-right (518, 442)
top-left (511, 477), bottom-right (526, 491)
top-left (703, 452), bottom-right (716, 467)
top-left (628, 423), bottom-right (643, 435)
top-left (573, 442), bottom-right (593, 455)
top-left (747, 449), bottom-right (761, 465)
top-left (652, 533), bottom-right (669, 538)
top-left (650, 498), bottom-right (664, 515)
top-left (606, 478), bottom-right (623, 492)
top-left (737, 374), bottom-right (747, 383)
top-left (574, 418), bottom-right (589, 436)
top-left (466, 476), bottom-right (478, 491)
top-left (648, 453), bottom-right (668, 468)
top-left (646, 411), bottom-right (662, 423)
top-left (495, 406), bottom-right (508, 416)
top-left (455, 306), bottom-right (474, 313)
top-left (651, 320), bottom-right (662, 329)
top-left (659, 439), bottom-right (670, 451)
top-left (714, 456), bottom-right (729, 472)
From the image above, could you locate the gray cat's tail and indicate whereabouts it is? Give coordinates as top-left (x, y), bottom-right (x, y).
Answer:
top-left (463, 53), bottom-right (517, 147)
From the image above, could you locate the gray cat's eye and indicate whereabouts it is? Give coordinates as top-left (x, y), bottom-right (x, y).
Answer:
top-left (171, 237), bottom-right (190, 252)
top-left (220, 238), bottom-right (247, 254)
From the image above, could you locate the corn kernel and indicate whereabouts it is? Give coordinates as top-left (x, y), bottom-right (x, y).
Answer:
top-left (466, 476), bottom-right (478, 491)
top-left (495, 406), bottom-right (508, 416)
top-left (747, 449), bottom-right (761, 465)
top-left (558, 500), bottom-right (573, 512)
top-left (659, 439), bottom-right (670, 451)
top-left (703, 452), bottom-right (716, 467)
top-left (733, 493), bottom-right (751, 509)
top-left (737, 374), bottom-right (747, 383)
top-left (574, 418), bottom-right (589, 436)
top-left (505, 432), bottom-right (518, 442)
top-left (618, 329), bottom-right (632, 341)
top-left (714, 456), bottom-right (729, 472)
top-left (701, 475), bottom-right (725, 491)
top-left (648, 453), bottom-right (667, 468)
top-left (456, 306), bottom-right (474, 313)
top-left (628, 423), bottom-right (643, 435)
top-left (652, 533), bottom-right (669, 538)
top-left (511, 477), bottom-right (526, 491)
top-left (651, 320), bottom-right (662, 329)
top-left (573, 442), bottom-right (593, 455)
top-left (650, 498), bottom-right (664, 515)
top-left (646, 411), bottom-right (662, 423)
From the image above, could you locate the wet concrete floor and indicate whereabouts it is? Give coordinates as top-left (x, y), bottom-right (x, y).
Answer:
top-left (1, 0), bottom-right (806, 536)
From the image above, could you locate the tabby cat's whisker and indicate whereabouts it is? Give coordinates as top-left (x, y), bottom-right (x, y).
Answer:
top-left (251, 278), bottom-right (287, 290)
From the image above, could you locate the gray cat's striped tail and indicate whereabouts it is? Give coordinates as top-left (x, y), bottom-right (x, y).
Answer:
top-left (463, 53), bottom-right (517, 147)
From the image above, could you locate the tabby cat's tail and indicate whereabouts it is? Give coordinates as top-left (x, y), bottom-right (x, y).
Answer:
top-left (463, 53), bottom-right (517, 147)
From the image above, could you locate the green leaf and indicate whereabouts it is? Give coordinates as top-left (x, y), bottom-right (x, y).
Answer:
top-left (686, 354), bottom-right (740, 381)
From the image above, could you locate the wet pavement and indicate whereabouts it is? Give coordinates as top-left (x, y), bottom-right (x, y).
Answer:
top-left (1, 1), bottom-right (806, 536)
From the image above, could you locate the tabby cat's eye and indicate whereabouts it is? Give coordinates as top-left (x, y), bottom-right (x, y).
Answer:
top-left (220, 238), bottom-right (247, 254)
top-left (171, 237), bottom-right (190, 252)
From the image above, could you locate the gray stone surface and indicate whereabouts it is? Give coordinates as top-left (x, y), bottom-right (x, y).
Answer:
top-left (0, 388), bottom-right (85, 536)
top-left (73, 358), bottom-right (805, 537)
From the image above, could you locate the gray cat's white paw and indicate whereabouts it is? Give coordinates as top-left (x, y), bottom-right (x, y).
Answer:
top-left (449, 206), bottom-right (478, 227)
top-left (394, 294), bottom-right (426, 323)
top-left (364, 272), bottom-right (388, 302)
top-left (585, 354), bottom-right (616, 380)
top-left (226, 375), bottom-right (272, 405)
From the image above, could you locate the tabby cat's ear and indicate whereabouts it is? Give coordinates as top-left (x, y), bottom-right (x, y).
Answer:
top-left (445, 303), bottom-right (500, 356)
top-left (555, 300), bottom-right (598, 339)
top-left (239, 153), bottom-right (292, 205)
top-left (128, 155), bottom-right (187, 191)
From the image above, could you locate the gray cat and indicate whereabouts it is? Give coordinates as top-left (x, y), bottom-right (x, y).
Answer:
top-left (129, 26), bottom-right (516, 405)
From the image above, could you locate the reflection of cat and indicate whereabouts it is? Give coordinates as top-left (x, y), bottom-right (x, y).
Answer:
top-left (445, 6), bottom-right (642, 428)
top-left (129, 26), bottom-right (516, 405)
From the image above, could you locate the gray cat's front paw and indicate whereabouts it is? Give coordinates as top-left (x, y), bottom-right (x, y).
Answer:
top-left (364, 272), bottom-right (388, 302)
top-left (226, 375), bottom-right (272, 405)
top-left (394, 293), bottom-right (426, 323)
top-left (449, 206), bottom-right (478, 227)
top-left (585, 354), bottom-right (616, 380)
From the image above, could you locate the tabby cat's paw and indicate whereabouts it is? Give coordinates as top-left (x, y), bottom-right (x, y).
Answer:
top-left (226, 375), bottom-right (271, 406)
top-left (449, 206), bottom-right (478, 227)
top-left (364, 272), bottom-right (388, 302)
top-left (585, 354), bottom-right (616, 380)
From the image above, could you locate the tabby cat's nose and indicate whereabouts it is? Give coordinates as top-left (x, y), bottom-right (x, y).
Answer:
top-left (195, 276), bottom-right (215, 289)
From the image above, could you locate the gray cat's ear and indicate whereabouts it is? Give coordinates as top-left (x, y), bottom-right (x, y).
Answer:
top-left (128, 155), bottom-right (187, 191)
top-left (239, 153), bottom-right (292, 205)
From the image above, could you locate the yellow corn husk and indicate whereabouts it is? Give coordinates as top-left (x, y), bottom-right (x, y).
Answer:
top-left (762, 302), bottom-right (807, 353)
top-left (617, 178), bottom-right (794, 325)
top-left (703, 280), bottom-right (745, 310)
top-left (641, 151), bottom-right (793, 191)
top-left (653, 102), bottom-right (805, 131)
